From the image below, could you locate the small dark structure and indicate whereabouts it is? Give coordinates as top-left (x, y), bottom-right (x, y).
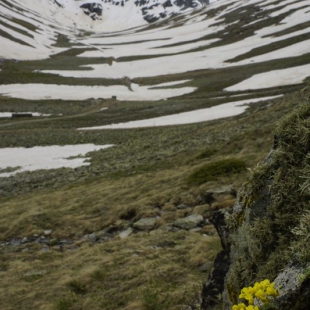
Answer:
top-left (11, 113), bottom-right (33, 118)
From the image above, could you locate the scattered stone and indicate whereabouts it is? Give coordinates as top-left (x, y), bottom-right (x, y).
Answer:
top-left (119, 228), bottom-right (133, 239)
top-left (67, 246), bottom-right (78, 251)
top-left (189, 227), bottom-right (202, 233)
top-left (24, 270), bottom-right (46, 277)
top-left (59, 239), bottom-right (70, 245)
top-left (133, 217), bottom-right (157, 231)
top-left (21, 237), bottom-right (29, 244)
top-left (10, 238), bottom-right (21, 246)
top-left (87, 233), bottom-right (97, 242)
top-left (177, 203), bottom-right (190, 209)
top-left (203, 185), bottom-right (236, 205)
top-left (94, 229), bottom-right (108, 239)
top-left (174, 214), bottom-right (204, 230)
top-left (149, 228), bottom-right (165, 235)
top-left (38, 238), bottom-right (50, 244)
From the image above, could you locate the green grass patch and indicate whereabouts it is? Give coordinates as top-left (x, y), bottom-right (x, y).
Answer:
top-left (187, 158), bottom-right (247, 185)
top-left (0, 166), bottom-right (21, 174)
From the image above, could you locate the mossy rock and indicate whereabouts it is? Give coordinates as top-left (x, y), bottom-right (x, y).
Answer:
top-left (222, 102), bottom-right (310, 309)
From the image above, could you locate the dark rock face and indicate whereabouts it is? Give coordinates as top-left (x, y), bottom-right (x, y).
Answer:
top-left (210, 210), bottom-right (231, 251)
top-left (201, 210), bottom-right (231, 310)
top-left (276, 277), bottom-right (310, 310)
top-left (163, 0), bottom-right (173, 8)
top-left (137, 0), bottom-right (207, 23)
top-left (80, 3), bottom-right (103, 20)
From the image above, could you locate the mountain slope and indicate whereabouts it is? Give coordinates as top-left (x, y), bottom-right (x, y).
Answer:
top-left (0, 1), bottom-right (310, 309)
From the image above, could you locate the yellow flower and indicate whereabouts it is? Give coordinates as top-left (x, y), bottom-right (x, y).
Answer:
top-left (253, 282), bottom-right (261, 292)
top-left (261, 279), bottom-right (271, 287)
top-left (232, 303), bottom-right (247, 310)
top-left (266, 285), bottom-right (279, 297)
top-left (255, 289), bottom-right (268, 303)
top-left (233, 279), bottom-right (279, 310)
top-left (247, 286), bottom-right (256, 295)
top-left (239, 288), bottom-right (254, 304)
top-left (246, 306), bottom-right (259, 310)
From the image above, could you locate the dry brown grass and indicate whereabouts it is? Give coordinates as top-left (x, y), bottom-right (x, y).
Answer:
top-left (0, 230), bottom-right (221, 310)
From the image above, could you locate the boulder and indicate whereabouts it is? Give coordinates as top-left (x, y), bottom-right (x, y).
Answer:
top-left (119, 228), bottom-right (133, 239)
top-left (133, 217), bottom-right (157, 231)
top-left (174, 214), bottom-right (203, 230)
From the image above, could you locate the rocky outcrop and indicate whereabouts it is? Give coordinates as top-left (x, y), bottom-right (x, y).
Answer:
top-left (80, 3), bottom-right (103, 20)
top-left (78, 0), bottom-right (210, 24)
top-left (201, 103), bottom-right (310, 309)
top-left (133, 217), bottom-right (157, 231)
top-left (138, 0), bottom-right (208, 23)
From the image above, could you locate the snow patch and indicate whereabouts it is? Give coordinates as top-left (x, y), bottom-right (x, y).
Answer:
top-left (0, 144), bottom-right (113, 177)
top-left (225, 64), bottom-right (310, 91)
top-left (78, 95), bottom-right (283, 129)
top-left (0, 83), bottom-right (196, 101)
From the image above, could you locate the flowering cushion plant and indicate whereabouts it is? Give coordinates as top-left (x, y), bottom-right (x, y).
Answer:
top-left (232, 279), bottom-right (279, 310)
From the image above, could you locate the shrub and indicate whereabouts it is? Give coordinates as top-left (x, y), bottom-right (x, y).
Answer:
top-left (187, 158), bottom-right (246, 185)
top-left (67, 279), bottom-right (87, 295)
